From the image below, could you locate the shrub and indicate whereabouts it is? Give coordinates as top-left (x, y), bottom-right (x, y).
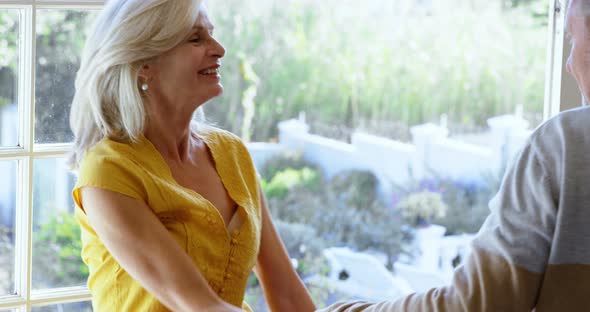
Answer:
top-left (261, 167), bottom-right (320, 200)
top-left (397, 191), bottom-right (448, 226)
top-left (329, 170), bottom-right (379, 210)
top-left (32, 212), bottom-right (87, 289)
top-left (259, 151), bottom-right (320, 181)
top-left (432, 174), bottom-right (501, 234)
top-left (394, 172), bottom-right (501, 234)
top-left (274, 220), bottom-right (324, 260)
top-left (0, 226), bottom-right (13, 294)
top-left (263, 164), bottom-right (413, 268)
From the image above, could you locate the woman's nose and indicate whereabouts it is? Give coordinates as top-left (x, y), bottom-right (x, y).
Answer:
top-left (210, 38), bottom-right (225, 59)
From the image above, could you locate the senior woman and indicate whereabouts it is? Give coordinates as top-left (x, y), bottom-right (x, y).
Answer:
top-left (69, 0), bottom-right (315, 311)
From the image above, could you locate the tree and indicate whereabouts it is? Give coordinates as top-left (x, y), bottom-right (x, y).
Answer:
top-left (0, 11), bottom-right (19, 108)
top-left (34, 11), bottom-right (93, 144)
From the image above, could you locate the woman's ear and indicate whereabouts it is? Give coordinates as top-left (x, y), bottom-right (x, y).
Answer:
top-left (138, 63), bottom-right (154, 81)
top-left (138, 62), bottom-right (157, 94)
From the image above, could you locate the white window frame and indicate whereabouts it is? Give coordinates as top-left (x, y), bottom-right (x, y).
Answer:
top-left (545, 0), bottom-right (583, 118)
top-left (0, 1), bottom-right (103, 311)
top-left (0, 0), bottom-right (578, 310)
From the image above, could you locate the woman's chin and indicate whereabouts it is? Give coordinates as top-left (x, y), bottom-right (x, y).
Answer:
top-left (210, 85), bottom-right (224, 98)
top-left (195, 88), bottom-right (223, 105)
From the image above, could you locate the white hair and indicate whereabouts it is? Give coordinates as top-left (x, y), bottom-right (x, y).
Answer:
top-left (69, 0), bottom-right (203, 169)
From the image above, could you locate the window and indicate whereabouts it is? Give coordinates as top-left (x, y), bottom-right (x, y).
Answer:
top-left (206, 0), bottom-right (571, 309)
top-left (0, 1), bottom-right (100, 310)
top-left (0, 0), bottom-right (575, 311)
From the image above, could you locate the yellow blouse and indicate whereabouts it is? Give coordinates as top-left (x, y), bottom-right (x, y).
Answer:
top-left (72, 125), bottom-right (262, 311)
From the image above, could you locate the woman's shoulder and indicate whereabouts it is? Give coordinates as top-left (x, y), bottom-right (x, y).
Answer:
top-left (194, 123), bottom-right (250, 157)
top-left (86, 136), bottom-right (138, 156)
top-left (80, 137), bottom-right (151, 174)
top-left (74, 138), bottom-right (150, 210)
top-left (195, 123), bottom-right (242, 144)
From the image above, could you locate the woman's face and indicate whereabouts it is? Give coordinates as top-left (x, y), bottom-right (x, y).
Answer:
top-left (145, 9), bottom-right (226, 108)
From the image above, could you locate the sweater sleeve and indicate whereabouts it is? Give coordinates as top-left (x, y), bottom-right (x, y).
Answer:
top-left (319, 140), bottom-right (557, 312)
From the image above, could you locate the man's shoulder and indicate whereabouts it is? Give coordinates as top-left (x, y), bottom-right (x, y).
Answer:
top-left (530, 106), bottom-right (590, 149)
top-left (521, 106), bottom-right (590, 180)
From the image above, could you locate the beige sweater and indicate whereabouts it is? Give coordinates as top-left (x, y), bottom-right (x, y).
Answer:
top-left (319, 107), bottom-right (590, 312)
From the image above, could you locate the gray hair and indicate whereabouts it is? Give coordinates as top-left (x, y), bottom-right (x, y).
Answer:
top-left (69, 0), bottom-right (203, 169)
top-left (569, 0), bottom-right (590, 17)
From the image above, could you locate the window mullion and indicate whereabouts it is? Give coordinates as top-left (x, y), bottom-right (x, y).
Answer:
top-left (544, 0), bottom-right (583, 117)
top-left (12, 156), bottom-right (29, 309)
top-left (21, 4), bottom-right (35, 311)
top-left (544, 0), bottom-right (563, 118)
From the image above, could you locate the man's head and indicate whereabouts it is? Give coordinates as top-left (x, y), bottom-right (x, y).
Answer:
top-left (566, 0), bottom-right (590, 101)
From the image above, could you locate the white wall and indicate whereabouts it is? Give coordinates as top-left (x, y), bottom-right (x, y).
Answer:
top-left (252, 114), bottom-right (533, 190)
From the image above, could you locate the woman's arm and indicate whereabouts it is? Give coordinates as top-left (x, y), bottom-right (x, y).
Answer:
top-left (254, 185), bottom-right (316, 312)
top-left (80, 187), bottom-right (242, 312)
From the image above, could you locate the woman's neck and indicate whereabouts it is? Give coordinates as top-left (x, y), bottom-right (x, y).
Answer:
top-left (143, 111), bottom-right (197, 163)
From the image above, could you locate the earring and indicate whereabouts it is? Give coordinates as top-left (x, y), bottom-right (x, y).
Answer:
top-left (141, 83), bottom-right (149, 92)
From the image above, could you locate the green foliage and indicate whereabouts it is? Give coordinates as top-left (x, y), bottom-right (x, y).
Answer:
top-left (206, 0), bottom-right (547, 141)
top-left (395, 171), bottom-right (502, 235)
top-left (0, 9), bottom-right (95, 140)
top-left (397, 191), bottom-right (448, 226)
top-left (262, 167), bottom-right (320, 199)
top-left (238, 55), bottom-right (260, 142)
top-left (34, 11), bottom-right (96, 143)
top-left (0, 11), bottom-right (18, 69)
top-left (261, 153), bottom-right (413, 268)
top-left (252, 156), bottom-right (414, 309)
top-left (329, 171), bottom-right (380, 210)
top-left (432, 174), bottom-right (502, 234)
top-left (0, 2), bottom-right (548, 143)
top-left (32, 212), bottom-right (87, 289)
top-left (0, 226), bottom-right (14, 294)
top-left (273, 220), bottom-right (328, 276)
top-left (502, 0), bottom-right (544, 9)
top-left (0, 10), bottom-right (19, 109)
top-left (259, 151), bottom-right (320, 181)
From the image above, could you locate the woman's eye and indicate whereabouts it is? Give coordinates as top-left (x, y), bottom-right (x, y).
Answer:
top-left (190, 37), bottom-right (201, 43)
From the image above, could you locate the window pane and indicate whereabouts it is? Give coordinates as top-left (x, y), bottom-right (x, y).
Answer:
top-left (32, 158), bottom-right (85, 290)
top-left (31, 301), bottom-right (92, 312)
top-left (35, 10), bottom-right (97, 144)
top-left (0, 10), bottom-right (20, 147)
top-left (208, 0), bottom-right (548, 309)
top-left (0, 160), bottom-right (17, 296)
